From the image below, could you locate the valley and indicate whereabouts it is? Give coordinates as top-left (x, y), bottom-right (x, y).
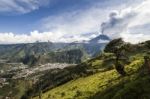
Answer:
top-left (0, 34), bottom-right (109, 98)
top-left (0, 0), bottom-right (149, 99)
top-left (0, 37), bottom-right (150, 99)
top-left (22, 38), bottom-right (150, 99)
top-left (0, 61), bottom-right (74, 99)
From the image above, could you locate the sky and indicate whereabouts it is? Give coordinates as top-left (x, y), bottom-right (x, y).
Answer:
top-left (0, 0), bottom-right (149, 44)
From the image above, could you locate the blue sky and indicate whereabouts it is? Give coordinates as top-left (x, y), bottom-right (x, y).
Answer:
top-left (0, 0), bottom-right (149, 44)
top-left (0, 0), bottom-right (104, 33)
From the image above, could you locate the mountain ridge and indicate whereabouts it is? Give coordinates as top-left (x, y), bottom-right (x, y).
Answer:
top-left (0, 34), bottom-right (110, 65)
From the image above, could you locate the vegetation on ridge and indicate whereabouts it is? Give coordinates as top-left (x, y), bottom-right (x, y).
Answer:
top-left (31, 38), bottom-right (150, 99)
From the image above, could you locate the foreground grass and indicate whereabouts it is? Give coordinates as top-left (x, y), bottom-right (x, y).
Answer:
top-left (34, 59), bottom-right (144, 99)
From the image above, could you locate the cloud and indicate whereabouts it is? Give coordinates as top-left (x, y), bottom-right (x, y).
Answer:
top-left (38, 7), bottom-right (112, 43)
top-left (0, 31), bottom-right (60, 44)
top-left (38, 0), bottom-right (144, 43)
top-left (100, 0), bottom-right (150, 43)
top-left (0, 0), bottom-right (149, 44)
top-left (40, 9), bottom-right (108, 35)
top-left (0, 30), bottom-right (94, 44)
top-left (0, 0), bottom-right (50, 14)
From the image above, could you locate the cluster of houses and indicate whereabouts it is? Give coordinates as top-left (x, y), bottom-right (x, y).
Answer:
top-left (0, 62), bottom-right (73, 88)
top-left (13, 63), bottom-right (72, 79)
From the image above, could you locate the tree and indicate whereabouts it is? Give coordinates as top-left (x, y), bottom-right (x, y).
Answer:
top-left (145, 40), bottom-right (150, 49)
top-left (104, 38), bottom-right (124, 53)
top-left (104, 38), bottom-right (128, 76)
top-left (114, 47), bottom-right (126, 76)
top-left (143, 55), bottom-right (150, 74)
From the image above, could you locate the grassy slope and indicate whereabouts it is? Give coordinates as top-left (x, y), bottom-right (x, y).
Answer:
top-left (32, 40), bottom-right (150, 99)
top-left (34, 57), bottom-right (148, 99)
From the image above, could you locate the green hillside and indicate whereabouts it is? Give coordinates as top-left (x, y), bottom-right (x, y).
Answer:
top-left (30, 38), bottom-right (150, 99)
top-left (34, 59), bottom-right (145, 99)
top-left (0, 42), bottom-right (105, 65)
top-left (0, 42), bottom-right (68, 62)
top-left (21, 48), bottom-right (89, 66)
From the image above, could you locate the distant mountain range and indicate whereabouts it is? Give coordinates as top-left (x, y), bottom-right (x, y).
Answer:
top-left (0, 34), bottom-right (110, 65)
